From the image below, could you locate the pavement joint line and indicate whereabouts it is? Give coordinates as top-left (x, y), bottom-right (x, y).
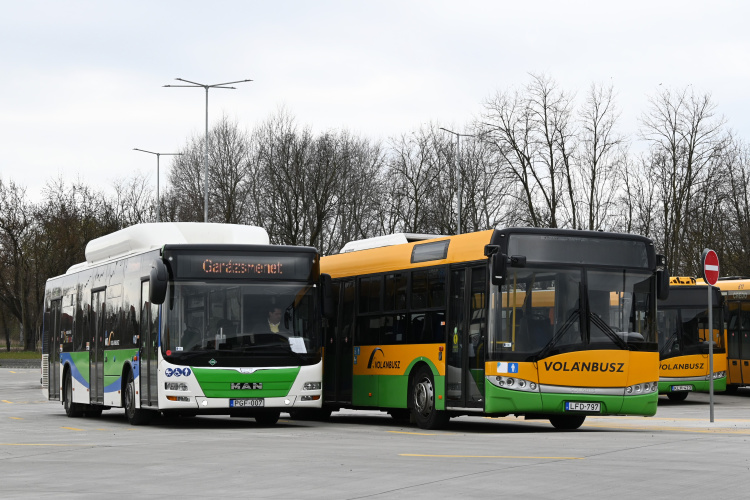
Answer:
top-left (400, 453), bottom-right (584, 459)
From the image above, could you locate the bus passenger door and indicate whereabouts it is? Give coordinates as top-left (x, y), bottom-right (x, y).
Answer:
top-left (90, 289), bottom-right (105, 404)
top-left (48, 299), bottom-right (61, 401)
top-left (726, 300), bottom-right (750, 386)
top-left (324, 280), bottom-right (354, 405)
top-left (446, 267), bottom-right (486, 409)
top-left (140, 281), bottom-right (159, 407)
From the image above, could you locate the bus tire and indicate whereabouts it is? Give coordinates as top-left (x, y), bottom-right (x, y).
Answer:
top-left (410, 366), bottom-right (448, 430)
top-left (549, 415), bottom-right (586, 430)
top-left (255, 411), bottom-right (280, 426)
top-left (63, 371), bottom-right (83, 418)
top-left (124, 370), bottom-right (153, 425)
top-left (724, 384), bottom-right (739, 394)
top-left (666, 392), bottom-right (688, 402)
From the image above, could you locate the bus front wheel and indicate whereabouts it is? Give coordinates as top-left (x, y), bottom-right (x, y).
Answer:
top-left (549, 415), bottom-right (586, 430)
top-left (666, 392), bottom-right (688, 402)
top-left (255, 411), bottom-right (281, 426)
top-left (410, 366), bottom-right (448, 430)
top-left (124, 370), bottom-right (154, 425)
top-left (63, 371), bottom-right (83, 418)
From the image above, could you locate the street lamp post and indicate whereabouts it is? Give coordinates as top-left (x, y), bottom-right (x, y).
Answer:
top-left (439, 127), bottom-right (474, 235)
top-left (133, 148), bottom-right (182, 222)
top-left (164, 78), bottom-right (252, 222)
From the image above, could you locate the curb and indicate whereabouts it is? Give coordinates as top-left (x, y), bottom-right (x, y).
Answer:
top-left (0, 359), bottom-right (41, 369)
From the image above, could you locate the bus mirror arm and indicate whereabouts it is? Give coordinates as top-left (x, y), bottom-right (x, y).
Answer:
top-left (656, 268), bottom-right (670, 301)
top-left (149, 259), bottom-right (169, 305)
top-left (320, 273), bottom-right (335, 320)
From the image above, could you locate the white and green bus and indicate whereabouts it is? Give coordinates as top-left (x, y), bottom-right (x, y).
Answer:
top-left (41, 223), bottom-right (330, 425)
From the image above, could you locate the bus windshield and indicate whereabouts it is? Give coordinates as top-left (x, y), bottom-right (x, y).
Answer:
top-left (491, 267), bottom-right (656, 360)
top-left (163, 281), bottom-right (320, 358)
top-left (658, 306), bottom-right (725, 358)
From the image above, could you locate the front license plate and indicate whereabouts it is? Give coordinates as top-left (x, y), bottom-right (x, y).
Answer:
top-left (671, 385), bottom-right (693, 392)
top-left (230, 398), bottom-right (264, 408)
top-left (565, 401), bottom-right (601, 412)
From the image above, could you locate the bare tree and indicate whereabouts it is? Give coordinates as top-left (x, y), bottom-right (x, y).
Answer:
top-left (481, 74), bottom-right (576, 228)
top-left (576, 83), bottom-right (627, 231)
top-left (639, 86), bottom-right (727, 273)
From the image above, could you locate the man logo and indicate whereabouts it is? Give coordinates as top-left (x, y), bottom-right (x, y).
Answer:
top-left (231, 383), bottom-right (263, 390)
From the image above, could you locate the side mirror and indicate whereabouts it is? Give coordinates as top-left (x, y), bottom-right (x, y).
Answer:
top-left (149, 259), bottom-right (168, 305)
top-left (320, 273), bottom-right (335, 320)
top-left (657, 268), bottom-right (670, 301)
top-left (490, 253), bottom-right (508, 286)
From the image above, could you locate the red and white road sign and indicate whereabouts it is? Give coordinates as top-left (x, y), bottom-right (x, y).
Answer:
top-left (702, 249), bottom-right (719, 285)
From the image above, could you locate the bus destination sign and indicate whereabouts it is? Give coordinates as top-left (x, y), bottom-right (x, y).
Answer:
top-left (172, 253), bottom-right (314, 281)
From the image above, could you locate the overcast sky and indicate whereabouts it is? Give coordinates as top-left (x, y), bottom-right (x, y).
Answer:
top-left (2, 0), bottom-right (748, 200)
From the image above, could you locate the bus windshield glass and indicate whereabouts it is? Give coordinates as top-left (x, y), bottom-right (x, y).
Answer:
top-left (658, 305), bottom-right (725, 358)
top-left (163, 281), bottom-right (320, 359)
top-left (491, 267), bottom-right (656, 360)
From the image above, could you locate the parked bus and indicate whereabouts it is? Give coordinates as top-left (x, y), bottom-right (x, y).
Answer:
top-left (657, 277), bottom-right (727, 401)
top-left (711, 277), bottom-right (750, 392)
top-left (319, 228), bottom-right (669, 430)
top-left (41, 223), bottom-right (330, 425)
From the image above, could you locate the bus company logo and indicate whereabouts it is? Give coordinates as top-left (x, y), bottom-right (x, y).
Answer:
top-left (165, 367), bottom-right (192, 377)
top-left (367, 348), bottom-right (401, 370)
top-left (209, 359), bottom-right (217, 366)
top-left (660, 362), bottom-right (704, 371)
top-left (231, 382), bottom-right (263, 390)
top-left (543, 361), bottom-right (624, 373)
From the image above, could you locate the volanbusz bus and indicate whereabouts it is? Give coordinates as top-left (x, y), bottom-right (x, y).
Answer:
top-left (319, 227), bottom-right (669, 430)
top-left (41, 223), bottom-right (329, 425)
top-left (711, 277), bottom-right (750, 392)
top-left (657, 276), bottom-right (727, 401)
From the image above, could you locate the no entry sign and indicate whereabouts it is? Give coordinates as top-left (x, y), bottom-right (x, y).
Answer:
top-left (702, 249), bottom-right (719, 285)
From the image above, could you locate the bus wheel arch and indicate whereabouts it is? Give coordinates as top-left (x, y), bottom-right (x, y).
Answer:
top-left (409, 363), bottom-right (448, 430)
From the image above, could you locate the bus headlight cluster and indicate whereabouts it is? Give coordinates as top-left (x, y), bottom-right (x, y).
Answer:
top-left (491, 376), bottom-right (538, 392)
top-left (625, 382), bottom-right (658, 395)
top-left (707, 371), bottom-right (726, 380)
top-left (303, 381), bottom-right (321, 391)
top-left (165, 382), bottom-right (189, 391)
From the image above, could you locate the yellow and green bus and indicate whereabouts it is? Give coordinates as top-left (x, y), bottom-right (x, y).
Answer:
top-left (711, 277), bottom-right (750, 392)
top-left (657, 277), bottom-right (727, 401)
top-left (320, 227), bottom-right (668, 430)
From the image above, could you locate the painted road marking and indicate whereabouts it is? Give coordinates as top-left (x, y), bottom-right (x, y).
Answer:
top-left (61, 427), bottom-right (84, 431)
top-left (0, 443), bottom-right (90, 447)
top-left (388, 431), bottom-right (458, 436)
top-left (401, 454), bottom-right (584, 460)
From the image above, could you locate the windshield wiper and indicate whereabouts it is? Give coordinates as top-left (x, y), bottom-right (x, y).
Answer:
top-left (536, 308), bottom-right (580, 360)
top-left (588, 313), bottom-right (629, 350)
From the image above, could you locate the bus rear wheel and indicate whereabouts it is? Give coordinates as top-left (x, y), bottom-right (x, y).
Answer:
top-left (410, 367), bottom-right (448, 430)
top-left (549, 415), bottom-right (586, 430)
top-left (124, 370), bottom-right (154, 425)
top-left (63, 371), bottom-right (83, 418)
top-left (666, 392), bottom-right (689, 402)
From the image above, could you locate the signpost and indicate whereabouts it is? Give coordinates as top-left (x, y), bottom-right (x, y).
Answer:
top-left (702, 248), bottom-right (719, 423)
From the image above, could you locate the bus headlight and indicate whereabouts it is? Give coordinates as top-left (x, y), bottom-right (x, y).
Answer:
top-left (491, 376), bottom-right (538, 393)
top-left (625, 382), bottom-right (657, 395)
top-left (303, 382), bottom-right (321, 391)
top-left (165, 382), bottom-right (189, 391)
top-left (708, 371), bottom-right (726, 380)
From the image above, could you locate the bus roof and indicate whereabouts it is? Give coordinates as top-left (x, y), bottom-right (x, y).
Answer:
top-left (62, 223), bottom-right (270, 274)
top-left (339, 233), bottom-right (443, 253)
top-left (322, 230), bottom-right (494, 278)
